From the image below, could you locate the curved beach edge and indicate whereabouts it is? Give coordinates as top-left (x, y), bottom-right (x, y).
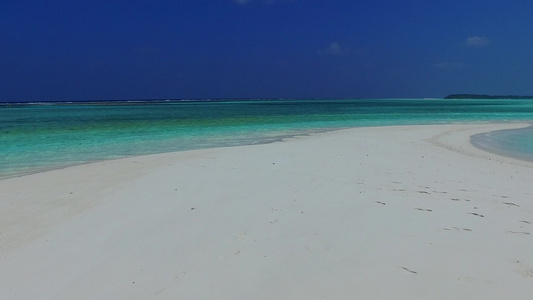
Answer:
top-left (1, 123), bottom-right (532, 299)
top-left (426, 122), bottom-right (533, 167)
top-left (470, 123), bottom-right (533, 163)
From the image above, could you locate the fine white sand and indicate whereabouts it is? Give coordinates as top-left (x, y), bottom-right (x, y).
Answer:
top-left (1, 123), bottom-right (532, 299)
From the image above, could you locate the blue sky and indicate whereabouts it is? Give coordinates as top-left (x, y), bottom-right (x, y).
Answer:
top-left (1, 0), bottom-right (532, 101)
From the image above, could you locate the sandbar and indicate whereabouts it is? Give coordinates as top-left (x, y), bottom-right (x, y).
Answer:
top-left (1, 123), bottom-right (532, 299)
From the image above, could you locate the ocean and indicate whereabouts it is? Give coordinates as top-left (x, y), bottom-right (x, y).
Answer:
top-left (1, 98), bottom-right (532, 178)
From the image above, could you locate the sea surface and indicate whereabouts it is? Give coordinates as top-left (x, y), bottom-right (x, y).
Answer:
top-left (1, 98), bottom-right (533, 178)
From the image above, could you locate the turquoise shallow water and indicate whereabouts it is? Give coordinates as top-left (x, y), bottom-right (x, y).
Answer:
top-left (471, 125), bottom-right (533, 162)
top-left (1, 98), bottom-right (533, 178)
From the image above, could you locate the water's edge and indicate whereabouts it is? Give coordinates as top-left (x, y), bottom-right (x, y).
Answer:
top-left (471, 124), bottom-right (533, 163)
top-left (0, 127), bottom-right (331, 180)
top-left (3, 123), bottom-right (532, 181)
top-left (3, 99), bottom-right (533, 179)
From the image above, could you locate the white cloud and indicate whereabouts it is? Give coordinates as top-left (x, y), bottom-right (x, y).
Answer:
top-left (466, 36), bottom-right (489, 47)
top-left (325, 42), bottom-right (348, 55)
top-left (434, 62), bottom-right (463, 70)
top-left (232, 0), bottom-right (250, 5)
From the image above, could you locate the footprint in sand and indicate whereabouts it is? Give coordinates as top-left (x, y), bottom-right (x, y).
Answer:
top-left (451, 198), bottom-right (471, 202)
top-left (443, 227), bottom-right (472, 232)
top-left (414, 208), bottom-right (432, 212)
top-left (400, 267), bottom-right (418, 274)
top-left (515, 261), bottom-right (533, 278)
top-left (468, 212), bottom-right (484, 218)
top-left (518, 268), bottom-right (533, 278)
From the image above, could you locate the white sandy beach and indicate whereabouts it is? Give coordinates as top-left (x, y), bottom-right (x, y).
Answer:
top-left (1, 123), bottom-right (532, 299)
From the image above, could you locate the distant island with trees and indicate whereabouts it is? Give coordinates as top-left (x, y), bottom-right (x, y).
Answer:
top-left (445, 94), bottom-right (533, 99)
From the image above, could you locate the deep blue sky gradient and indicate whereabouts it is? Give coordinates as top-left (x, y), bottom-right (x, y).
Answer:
top-left (1, 0), bottom-right (533, 101)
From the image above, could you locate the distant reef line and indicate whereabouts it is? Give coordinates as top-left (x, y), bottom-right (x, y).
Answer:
top-left (445, 94), bottom-right (533, 99)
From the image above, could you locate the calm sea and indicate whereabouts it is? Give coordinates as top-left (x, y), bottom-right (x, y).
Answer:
top-left (1, 98), bottom-right (532, 178)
